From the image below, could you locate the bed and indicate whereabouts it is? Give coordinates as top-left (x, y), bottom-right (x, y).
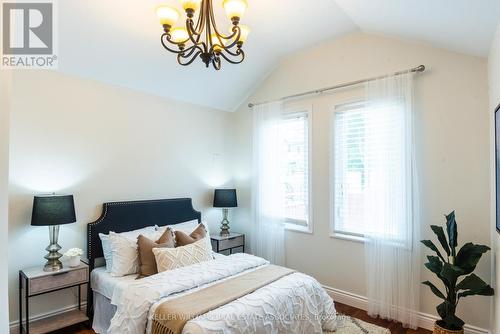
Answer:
top-left (87, 198), bottom-right (337, 334)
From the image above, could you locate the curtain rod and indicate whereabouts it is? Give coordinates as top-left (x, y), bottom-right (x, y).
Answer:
top-left (248, 64), bottom-right (425, 108)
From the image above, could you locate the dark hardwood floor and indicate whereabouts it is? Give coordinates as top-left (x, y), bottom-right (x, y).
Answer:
top-left (51, 302), bottom-right (432, 334)
top-left (334, 302), bottom-right (431, 334)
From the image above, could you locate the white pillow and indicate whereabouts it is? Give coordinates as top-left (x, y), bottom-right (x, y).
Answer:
top-left (98, 226), bottom-right (156, 273)
top-left (153, 237), bottom-right (213, 272)
top-left (108, 232), bottom-right (140, 277)
top-left (155, 219), bottom-right (199, 235)
top-left (156, 220), bottom-right (212, 251)
top-left (98, 233), bottom-right (113, 272)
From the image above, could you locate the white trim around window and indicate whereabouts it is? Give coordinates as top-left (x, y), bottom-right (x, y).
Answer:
top-left (282, 104), bottom-right (313, 234)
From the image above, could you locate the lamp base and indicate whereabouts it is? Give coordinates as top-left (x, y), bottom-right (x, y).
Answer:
top-left (220, 208), bottom-right (230, 236)
top-left (44, 259), bottom-right (63, 272)
top-left (43, 225), bottom-right (63, 272)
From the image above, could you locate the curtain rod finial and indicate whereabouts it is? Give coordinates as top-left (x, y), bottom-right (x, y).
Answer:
top-left (414, 65), bottom-right (425, 72)
top-left (248, 103), bottom-right (254, 108)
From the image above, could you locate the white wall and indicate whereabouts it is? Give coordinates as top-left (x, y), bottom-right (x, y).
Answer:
top-left (1, 70), bottom-right (12, 332)
top-left (232, 32), bottom-right (492, 329)
top-left (488, 21), bottom-right (500, 334)
top-left (8, 71), bottom-right (234, 324)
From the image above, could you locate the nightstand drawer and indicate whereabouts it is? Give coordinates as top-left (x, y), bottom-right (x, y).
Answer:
top-left (29, 267), bottom-right (88, 295)
top-left (218, 235), bottom-right (244, 250)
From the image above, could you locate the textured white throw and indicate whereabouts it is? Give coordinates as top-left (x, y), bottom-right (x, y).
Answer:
top-left (108, 253), bottom-right (337, 334)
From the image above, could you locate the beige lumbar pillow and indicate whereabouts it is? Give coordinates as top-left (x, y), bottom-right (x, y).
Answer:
top-left (174, 223), bottom-right (207, 247)
top-left (137, 228), bottom-right (175, 278)
top-left (153, 237), bottom-right (212, 272)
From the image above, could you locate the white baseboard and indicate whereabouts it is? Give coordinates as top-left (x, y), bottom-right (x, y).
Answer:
top-left (9, 302), bottom-right (87, 334)
top-left (322, 285), bottom-right (490, 334)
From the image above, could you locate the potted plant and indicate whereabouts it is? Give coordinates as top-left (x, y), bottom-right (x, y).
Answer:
top-left (421, 211), bottom-right (494, 334)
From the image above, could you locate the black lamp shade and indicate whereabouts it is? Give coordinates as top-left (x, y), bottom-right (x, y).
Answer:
top-left (31, 195), bottom-right (76, 226)
top-left (213, 189), bottom-right (237, 208)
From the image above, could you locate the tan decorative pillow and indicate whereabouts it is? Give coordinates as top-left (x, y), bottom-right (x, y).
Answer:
top-left (153, 238), bottom-right (212, 272)
top-left (136, 228), bottom-right (175, 278)
top-left (175, 223), bottom-right (207, 247)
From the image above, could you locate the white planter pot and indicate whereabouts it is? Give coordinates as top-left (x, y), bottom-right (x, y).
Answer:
top-left (68, 256), bottom-right (80, 267)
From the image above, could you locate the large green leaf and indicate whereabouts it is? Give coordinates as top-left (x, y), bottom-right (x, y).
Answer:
top-left (421, 240), bottom-right (446, 262)
top-left (445, 211), bottom-right (458, 256)
top-left (440, 262), bottom-right (464, 286)
top-left (458, 286), bottom-right (494, 298)
top-left (455, 243), bottom-right (490, 275)
top-left (422, 280), bottom-right (446, 299)
top-left (424, 256), bottom-right (449, 288)
top-left (424, 256), bottom-right (443, 274)
top-left (457, 273), bottom-right (488, 291)
top-left (430, 225), bottom-right (451, 257)
top-left (457, 274), bottom-right (495, 298)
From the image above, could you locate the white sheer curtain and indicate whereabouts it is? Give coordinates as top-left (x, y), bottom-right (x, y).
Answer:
top-left (363, 73), bottom-right (420, 328)
top-left (250, 101), bottom-right (286, 266)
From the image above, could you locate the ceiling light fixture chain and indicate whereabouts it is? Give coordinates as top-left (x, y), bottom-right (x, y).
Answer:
top-left (157, 0), bottom-right (250, 70)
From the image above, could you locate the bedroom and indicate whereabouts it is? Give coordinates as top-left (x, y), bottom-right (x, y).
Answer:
top-left (1, 0), bottom-right (500, 333)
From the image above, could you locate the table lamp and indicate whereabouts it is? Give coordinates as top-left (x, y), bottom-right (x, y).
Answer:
top-left (31, 195), bottom-right (76, 271)
top-left (213, 189), bottom-right (237, 236)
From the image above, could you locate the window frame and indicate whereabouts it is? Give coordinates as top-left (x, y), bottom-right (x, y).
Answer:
top-left (330, 101), bottom-right (368, 242)
top-left (281, 105), bottom-right (313, 234)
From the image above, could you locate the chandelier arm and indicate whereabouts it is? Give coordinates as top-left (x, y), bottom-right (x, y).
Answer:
top-left (178, 44), bottom-right (203, 59)
top-left (207, 2), bottom-right (239, 49)
top-left (221, 46), bottom-right (244, 57)
top-left (207, 0), bottom-right (224, 39)
top-left (219, 26), bottom-right (241, 50)
top-left (186, 20), bottom-right (199, 45)
top-left (205, 0), bottom-right (213, 53)
top-left (218, 25), bottom-right (240, 41)
top-left (161, 34), bottom-right (192, 54)
top-left (177, 50), bottom-right (202, 66)
top-left (186, 18), bottom-right (202, 46)
top-left (194, 4), bottom-right (206, 39)
top-left (193, 8), bottom-right (203, 35)
top-left (165, 33), bottom-right (191, 47)
top-left (161, 35), bottom-right (202, 56)
top-left (212, 56), bottom-right (221, 70)
top-left (218, 48), bottom-right (245, 64)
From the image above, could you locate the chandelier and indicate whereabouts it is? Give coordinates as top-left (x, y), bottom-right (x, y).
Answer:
top-left (156, 0), bottom-right (250, 70)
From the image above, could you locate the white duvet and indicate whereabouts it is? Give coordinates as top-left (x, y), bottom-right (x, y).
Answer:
top-left (108, 253), bottom-right (337, 334)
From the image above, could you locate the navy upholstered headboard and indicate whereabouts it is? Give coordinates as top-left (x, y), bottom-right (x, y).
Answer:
top-left (87, 198), bottom-right (201, 266)
top-left (86, 198), bottom-right (201, 317)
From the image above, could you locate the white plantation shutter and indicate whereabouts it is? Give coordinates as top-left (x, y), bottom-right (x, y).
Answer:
top-left (333, 100), bottom-right (406, 239)
top-left (333, 104), bottom-right (366, 236)
top-left (280, 112), bottom-right (309, 226)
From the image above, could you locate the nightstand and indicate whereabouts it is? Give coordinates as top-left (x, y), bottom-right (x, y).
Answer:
top-left (211, 232), bottom-right (245, 254)
top-left (19, 261), bottom-right (89, 334)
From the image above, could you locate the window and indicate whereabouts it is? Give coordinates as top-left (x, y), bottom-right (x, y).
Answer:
top-left (279, 110), bottom-right (311, 231)
top-left (332, 101), bottom-right (406, 240)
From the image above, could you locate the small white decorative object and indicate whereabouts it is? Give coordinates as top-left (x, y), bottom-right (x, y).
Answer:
top-left (64, 248), bottom-right (83, 267)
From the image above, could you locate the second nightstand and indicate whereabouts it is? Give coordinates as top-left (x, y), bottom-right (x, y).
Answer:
top-left (211, 232), bottom-right (245, 254)
top-left (19, 261), bottom-right (89, 334)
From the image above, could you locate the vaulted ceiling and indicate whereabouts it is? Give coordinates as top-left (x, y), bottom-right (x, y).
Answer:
top-left (58, 0), bottom-right (500, 111)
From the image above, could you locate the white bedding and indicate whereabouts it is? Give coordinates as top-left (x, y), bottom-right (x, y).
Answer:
top-left (103, 253), bottom-right (337, 334)
top-left (91, 267), bottom-right (138, 300)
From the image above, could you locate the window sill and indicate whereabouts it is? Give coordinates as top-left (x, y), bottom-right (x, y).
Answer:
top-left (285, 223), bottom-right (312, 234)
top-left (330, 232), bottom-right (366, 243)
